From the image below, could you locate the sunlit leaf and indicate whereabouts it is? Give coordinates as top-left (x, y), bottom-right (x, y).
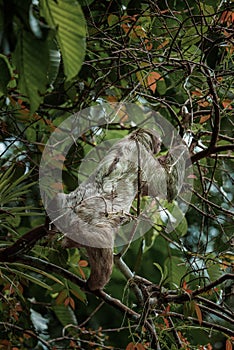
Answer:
top-left (144, 39), bottom-right (153, 51)
top-left (40, 0), bottom-right (86, 81)
top-left (147, 71), bottom-right (162, 94)
top-left (200, 115), bottom-right (211, 124)
top-left (194, 303), bottom-right (203, 325)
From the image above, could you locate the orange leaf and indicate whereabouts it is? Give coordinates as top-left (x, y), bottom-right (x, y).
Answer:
top-left (126, 343), bottom-right (146, 350)
top-left (198, 99), bottom-right (210, 107)
top-left (106, 95), bottom-right (118, 103)
top-left (136, 344), bottom-right (146, 350)
top-left (64, 296), bottom-right (70, 307)
top-left (165, 304), bottom-right (170, 314)
top-left (121, 23), bottom-right (131, 34)
top-left (157, 39), bottom-right (169, 50)
top-left (182, 281), bottom-right (193, 294)
top-left (147, 72), bottom-right (162, 93)
top-left (79, 260), bottom-right (88, 267)
top-left (132, 26), bottom-right (147, 39)
top-left (220, 11), bottom-right (234, 26)
top-left (226, 339), bottom-right (232, 350)
top-left (222, 100), bottom-right (232, 109)
top-left (78, 266), bottom-right (86, 280)
top-left (199, 114), bottom-right (211, 124)
top-left (144, 39), bottom-right (153, 51)
top-left (194, 303), bottom-right (203, 325)
top-left (121, 23), bottom-right (147, 39)
top-left (163, 317), bottom-right (170, 328)
top-left (69, 297), bottom-right (75, 310)
top-left (192, 89), bottom-right (203, 97)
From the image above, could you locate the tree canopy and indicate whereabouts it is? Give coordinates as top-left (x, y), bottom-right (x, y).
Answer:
top-left (0, 0), bottom-right (234, 349)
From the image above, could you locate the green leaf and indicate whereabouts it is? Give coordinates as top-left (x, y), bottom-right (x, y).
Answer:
top-left (41, 0), bottom-right (86, 81)
top-left (157, 78), bottom-right (167, 95)
top-left (164, 256), bottom-right (187, 288)
top-left (68, 281), bottom-right (86, 303)
top-left (164, 201), bottom-right (188, 238)
top-left (12, 263), bottom-right (64, 286)
top-left (183, 300), bottom-right (195, 318)
top-left (0, 54), bottom-right (11, 95)
top-left (0, 266), bottom-right (53, 290)
top-left (6, 214), bottom-right (21, 227)
top-left (52, 304), bottom-right (78, 326)
top-left (200, 3), bottom-right (214, 16)
top-left (48, 46), bottom-right (61, 83)
top-left (206, 261), bottom-right (222, 282)
top-left (153, 262), bottom-right (165, 286)
top-left (108, 14), bottom-right (119, 27)
top-left (13, 30), bottom-right (49, 113)
top-left (143, 226), bottom-right (161, 253)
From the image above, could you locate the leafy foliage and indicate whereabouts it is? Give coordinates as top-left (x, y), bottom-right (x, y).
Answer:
top-left (0, 0), bottom-right (233, 349)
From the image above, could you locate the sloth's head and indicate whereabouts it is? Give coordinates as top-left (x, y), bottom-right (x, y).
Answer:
top-left (129, 128), bottom-right (161, 155)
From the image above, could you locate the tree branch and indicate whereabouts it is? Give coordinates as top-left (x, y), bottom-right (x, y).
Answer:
top-left (0, 322), bottom-right (51, 349)
top-left (9, 255), bottom-right (160, 347)
top-left (0, 225), bottom-right (49, 262)
top-left (204, 70), bottom-right (220, 150)
top-left (155, 311), bottom-right (234, 337)
top-left (191, 143), bottom-right (234, 163)
top-left (198, 303), bottom-right (234, 325)
top-left (164, 273), bottom-right (234, 303)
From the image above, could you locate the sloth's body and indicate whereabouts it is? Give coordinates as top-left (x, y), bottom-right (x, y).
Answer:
top-left (50, 128), bottom-right (184, 290)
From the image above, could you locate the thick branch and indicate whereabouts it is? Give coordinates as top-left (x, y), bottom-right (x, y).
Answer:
top-left (191, 144), bottom-right (234, 164)
top-left (0, 225), bottom-right (49, 262)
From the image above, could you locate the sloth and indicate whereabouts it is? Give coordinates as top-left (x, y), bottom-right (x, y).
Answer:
top-left (49, 128), bottom-right (185, 290)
